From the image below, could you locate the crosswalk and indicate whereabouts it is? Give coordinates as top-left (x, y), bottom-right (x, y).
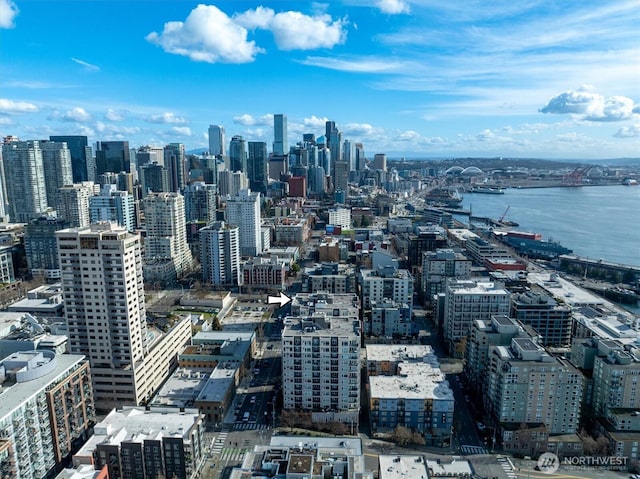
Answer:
top-left (497, 456), bottom-right (517, 478)
top-left (218, 447), bottom-right (247, 462)
top-left (210, 430), bottom-right (229, 456)
top-left (460, 444), bottom-right (488, 455)
top-left (233, 422), bottom-right (269, 431)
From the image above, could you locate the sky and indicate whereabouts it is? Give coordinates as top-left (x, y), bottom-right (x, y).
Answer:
top-left (0, 0), bottom-right (639, 160)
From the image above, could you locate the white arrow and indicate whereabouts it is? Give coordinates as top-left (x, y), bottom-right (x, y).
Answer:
top-left (267, 292), bottom-right (292, 307)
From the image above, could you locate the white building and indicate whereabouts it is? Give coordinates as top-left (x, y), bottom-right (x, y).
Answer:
top-left (142, 192), bottom-right (193, 283)
top-left (56, 223), bottom-right (191, 410)
top-left (88, 184), bottom-right (136, 232)
top-left (421, 249), bottom-right (472, 301)
top-left (183, 182), bottom-right (217, 223)
top-left (225, 188), bottom-right (262, 257)
top-left (281, 292), bottom-right (361, 425)
top-left (328, 207), bottom-right (351, 229)
top-left (1, 138), bottom-right (49, 223)
top-left (199, 221), bottom-right (241, 286)
top-left (55, 182), bottom-right (96, 228)
top-left (208, 124), bottom-right (226, 157)
top-left (443, 279), bottom-right (511, 355)
top-left (359, 266), bottom-right (414, 313)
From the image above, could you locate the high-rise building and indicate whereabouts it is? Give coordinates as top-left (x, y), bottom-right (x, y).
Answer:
top-left (89, 184), bottom-right (136, 231)
top-left (56, 222), bottom-right (192, 410)
top-left (333, 160), bottom-right (349, 193)
top-left (164, 143), bottom-right (186, 192)
top-left (342, 140), bottom-right (356, 172)
top-left (41, 140), bottom-right (73, 208)
top-left (142, 192), bottom-right (193, 282)
top-left (208, 124), bottom-right (225, 157)
top-left (281, 292), bottom-right (361, 425)
top-left (273, 113), bottom-right (288, 155)
top-left (248, 141), bottom-right (268, 195)
top-left (485, 336), bottom-right (584, 437)
top-left (510, 289), bottom-right (573, 347)
top-left (373, 153), bottom-right (387, 171)
top-left (95, 140), bottom-right (130, 176)
top-left (359, 266), bottom-right (414, 328)
top-left (421, 249), bottom-right (472, 303)
top-left (50, 135), bottom-right (89, 182)
top-left (183, 182), bottom-right (217, 224)
top-left (1, 138), bottom-right (49, 222)
top-left (140, 161), bottom-right (169, 194)
top-left (355, 143), bottom-right (366, 171)
top-left (225, 188), bottom-right (262, 257)
top-left (0, 351), bottom-right (94, 479)
top-left (442, 279), bottom-right (511, 356)
top-left (55, 182), bottom-right (95, 228)
top-left (24, 217), bottom-right (72, 280)
top-left (135, 144), bottom-right (164, 169)
top-left (218, 169), bottom-right (248, 197)
top-left (229, 135), bottom-right (247, 173)
top-left (199, 221), bottom-right (241, 285)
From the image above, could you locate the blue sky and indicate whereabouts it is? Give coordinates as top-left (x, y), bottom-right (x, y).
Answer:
top-left (1, 0), bottom-right (638, 159)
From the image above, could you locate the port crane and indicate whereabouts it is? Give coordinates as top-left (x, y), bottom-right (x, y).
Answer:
top-left (562, 165), bottom-right (593, 186)
top-left (499, 206), bottom-right (511, 223)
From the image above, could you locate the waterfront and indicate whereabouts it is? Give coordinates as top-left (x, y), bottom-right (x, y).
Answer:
top-left (458, 185), bottom-right (640, 267)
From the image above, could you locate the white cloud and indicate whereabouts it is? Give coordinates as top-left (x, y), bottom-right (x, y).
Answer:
top-left (146, 4), bottom-right (263, 64)
top-left (342, 123), bottom-right (380, 137)
top-left (244, 9), bottom-right (347, 51)
top-left (300, 56), bottom-right (408, 73)
top-left (540, 87), bottom-right (636, 122)
top-left (614, 124), bottom-right (640, 138)
top-left (105, 109), bottom-right (126, 121)
top-left (395, 130), bottom-right (421, 141)
top-left (168, 126), bottom-right (192, 137)
top-left (95, 122), bottom-right (141, 136)
top-left (71, 57), bottom-right (100, 72)
top-left (0, 0), bottom-right (18, 28)
top-left (302, 115), bottom-right (330, 129)
top-left (233, 113), bottom-right (272, 126)
top-left (0, 98), bottom-right (38, 114)
top-left (0, 117), bottom-right (14, 126)
top-left (144, 112), bottom-right (188, 124)
top-left (376, 0), bottom-right (410, 15)
top-left (59, 107), bottom-right (92, 122)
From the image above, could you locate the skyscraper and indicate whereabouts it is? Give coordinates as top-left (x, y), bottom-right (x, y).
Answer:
top-left (56, 182), bottom-right (95, 227)
top-left (139, 162), bottom-right (169, 194)
top-left (199, 220), bottom-right (241, 285)
top-left (56, 222), bottom-right (191, 410)
top-left (1, 138), bottom-right (49, 222)
top-left (229, 135), bottom-right (247, 173)
top-left (208, 124), bottom-right (225, 157)
top-left (41, 140), bottom-right (73, 207)
top-left (225, 188), bottom-right (262, 257)
top-left (164, 143), bottom-right (186, 192)
top-left (89, 184), bottom-right (136, 231)
top-left (183, 182), bottom-right (217, 224)
top-left (273, 113), bottom-right (288, 155)
top-left (50, 135), bottom-right (89, 182)
top-left (24, 216), bottom-right (72, 280)
top-left (248, 141), bottom-right (268, 195)
top-left (142, 192), bottom-right (193, 282)
top-left (95, 140), bottom-right (131, 176)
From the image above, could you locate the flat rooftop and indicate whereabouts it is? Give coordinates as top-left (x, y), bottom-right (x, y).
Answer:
top-left (369, 363), bottom-right (453, 401)
top-left (379, 455), bottom-right (428, 479)
top-left (365, 344), bottom-right (435, 363)
top-left (528, 272), bottom-right (604, 306)
top-left (150, 367), bottom-right (210, 408)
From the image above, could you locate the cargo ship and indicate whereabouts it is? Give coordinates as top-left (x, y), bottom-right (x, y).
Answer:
top-left (495, 230), bottom-right (572, 259)
top-left (469, 186), bottom-right (505, 194)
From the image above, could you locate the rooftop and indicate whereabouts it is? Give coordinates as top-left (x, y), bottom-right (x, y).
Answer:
top-left (369, 362), bottom-right (453, 401)
top-left (365, 344), bottom-right (435, 363)
top-left (379, 455), bottom-right (428, 479)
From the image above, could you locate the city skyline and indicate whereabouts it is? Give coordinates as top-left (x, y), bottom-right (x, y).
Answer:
top-left (0, 0), bottom-right (638, 159)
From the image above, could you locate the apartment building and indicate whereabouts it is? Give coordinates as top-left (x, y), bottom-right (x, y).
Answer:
top-left (442, 279), bottom-right (511, 356)
top-left (421, 249), bottom-right (471, 303)
top-left (73, 407), bottom-right (205, 479)
top-left (485, 337), bottom-right (584, 454)
top-left (56, 223), bottom-right (191, 410)
top-left (281, 293), bottom-right (361, 425)
top-left (0, 351), bottom-right (94, 479)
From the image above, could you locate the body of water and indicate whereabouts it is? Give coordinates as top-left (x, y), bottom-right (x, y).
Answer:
top-left (457, 184), bottom-right (640, 267)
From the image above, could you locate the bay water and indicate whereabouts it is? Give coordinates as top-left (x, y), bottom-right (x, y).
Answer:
top-left (457, 184), bottom-right (640, 267)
